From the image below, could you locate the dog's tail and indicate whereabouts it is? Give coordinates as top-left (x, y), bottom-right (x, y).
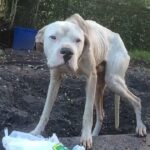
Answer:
top-left (115, 94), bottom-right (120, 129)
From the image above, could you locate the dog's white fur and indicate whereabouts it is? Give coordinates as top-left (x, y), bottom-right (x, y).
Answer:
top-left (31, 14), bottom-right (147, 149)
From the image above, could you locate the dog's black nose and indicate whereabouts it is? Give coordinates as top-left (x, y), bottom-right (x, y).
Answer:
top-left (60, 48), bottom-right (73, 63)
top-left (60, 48), bottom-right (73, 55)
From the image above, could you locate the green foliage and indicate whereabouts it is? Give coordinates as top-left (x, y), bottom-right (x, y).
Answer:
top-left (14, 0), bottom-right (150, 51)
top-left (129, 49), bottom-right (150, 62)
top-left (15, 0), bottom-right (38, 27)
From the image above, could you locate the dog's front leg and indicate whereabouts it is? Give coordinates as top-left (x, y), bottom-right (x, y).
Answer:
top-left (31, 70), bottom-right (62, 135)
top-left (81, 71), bottom-right (97, 149)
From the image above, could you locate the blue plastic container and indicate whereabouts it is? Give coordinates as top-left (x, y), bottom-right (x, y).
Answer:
top-left (12, 26), bottom-right (38, 50)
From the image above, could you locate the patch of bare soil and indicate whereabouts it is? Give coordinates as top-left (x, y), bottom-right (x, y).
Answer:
top-left (0, 50), bottom-right (150, 149)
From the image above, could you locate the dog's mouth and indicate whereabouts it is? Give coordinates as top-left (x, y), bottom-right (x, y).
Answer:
top-left (63, 55), bottom-right (72, 64)
top-left (48, 54), bottom-right (78, 72)
top-left (49, 60), bottom-right (77, 72)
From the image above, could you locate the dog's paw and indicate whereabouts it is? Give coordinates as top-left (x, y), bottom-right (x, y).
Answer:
top-left (136, 123), bottom-right (147, 137)
top-left (80, 133), bottom-right (92, 149)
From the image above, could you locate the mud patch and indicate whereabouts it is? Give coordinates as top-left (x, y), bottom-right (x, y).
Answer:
top-left (0, 50), bottom-right (149, 149)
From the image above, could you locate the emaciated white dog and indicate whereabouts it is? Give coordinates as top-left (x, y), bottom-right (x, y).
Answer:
top-left (31, 14), bottom-right (147, 149)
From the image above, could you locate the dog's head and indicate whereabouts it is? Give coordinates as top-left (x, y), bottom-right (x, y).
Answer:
top-left (35, 14), bottom-right (90, 71)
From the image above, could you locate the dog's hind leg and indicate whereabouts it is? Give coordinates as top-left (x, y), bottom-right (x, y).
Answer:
top-left (106, 75), bottom-right (147, 136)
top-left (105, 51), bottom-right (147, 136)
top-left (92, 64), bottom-right (106, 136)
top-left (31, 69), bottom-right (62, 135)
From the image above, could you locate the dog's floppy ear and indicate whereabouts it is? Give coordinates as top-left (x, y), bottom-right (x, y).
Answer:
top-left (35, 26), bottom-right (47, 52)
top-left (66, 14), bottom-right (89, 35)
top-left (83, 33), bottom-right (90, 54)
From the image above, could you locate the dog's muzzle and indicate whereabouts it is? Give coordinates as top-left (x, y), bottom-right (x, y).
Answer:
top-left (60, 47), bottom-right (74, 63)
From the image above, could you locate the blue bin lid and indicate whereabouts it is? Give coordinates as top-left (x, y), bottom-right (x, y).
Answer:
top-left (13, 26), bottom-right (38, 50)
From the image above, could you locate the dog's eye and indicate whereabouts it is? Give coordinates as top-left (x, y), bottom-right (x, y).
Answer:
top-left (49, 35), bottom-right (56, 40)
top-left (76, 38), bottom-right (81, 43)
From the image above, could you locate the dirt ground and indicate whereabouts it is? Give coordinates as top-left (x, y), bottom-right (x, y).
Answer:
top-left (0, 50), bottom-right (150, 149)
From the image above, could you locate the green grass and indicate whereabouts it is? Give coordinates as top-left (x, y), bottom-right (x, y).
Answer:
top-left (129, 50), bottom-right (150, 62)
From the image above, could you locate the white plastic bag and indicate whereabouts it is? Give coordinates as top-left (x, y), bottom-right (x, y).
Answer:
top-left (72, 145), bottom-right (85, 150)
top-left (2, 128), bottom-right (68, 150)
top-left (2, 128), bottom-right (85, 150)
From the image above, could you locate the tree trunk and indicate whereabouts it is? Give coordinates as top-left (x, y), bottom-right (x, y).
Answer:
top-left (32, 0), bottom-right (41, 27)
top-left (9, 0), bottom-right (19, 29)
top-left (0, 0), bottom-right (6, 19)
